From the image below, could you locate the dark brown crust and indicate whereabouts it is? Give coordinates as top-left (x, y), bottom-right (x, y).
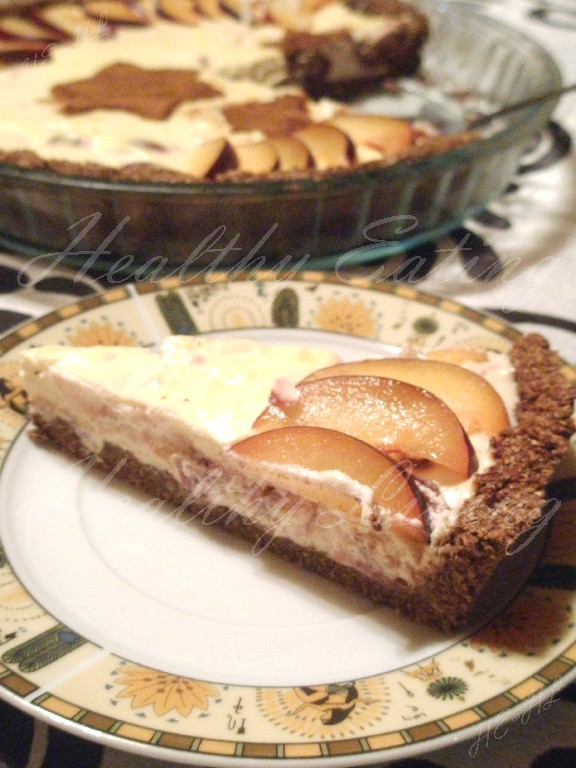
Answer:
top-left (282, 0), bottom-right (428, 99)
top-left (25, 333), bottom-right (575, 631)
top-left (403, 334), bottom-right (576, 629)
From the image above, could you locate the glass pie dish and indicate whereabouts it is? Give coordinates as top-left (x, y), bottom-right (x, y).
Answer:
top-left (0, 0), bottom-right (563, 270)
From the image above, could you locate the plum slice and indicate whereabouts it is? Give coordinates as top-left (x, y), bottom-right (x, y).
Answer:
top-left (253, 374), bottom-right (474, 482)
top-left (157, 0), bottom-right (202, 25)
top-left (302, 358), bottom-right (510, 438)
top-left (269, 136), bottom-right (311, 171)
top-left (328, 114), bottom-right (413, 156)
top-left (233, 141), bottom-right (279, 174)
top-left (230, 425), bottom-right (426, 542)
top-left (293, 124), bottom-right (353, 170)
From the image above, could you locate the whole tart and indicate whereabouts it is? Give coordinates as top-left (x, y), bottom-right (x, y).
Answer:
top-left (0, 0), bottom-right (478, 182)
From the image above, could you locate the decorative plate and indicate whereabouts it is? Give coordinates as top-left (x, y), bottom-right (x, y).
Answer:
top-left (0, 273), bottom-right (575, 767)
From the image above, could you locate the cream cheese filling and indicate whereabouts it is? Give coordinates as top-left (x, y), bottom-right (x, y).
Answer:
top-left (21, 337), bottom-right (340, 446)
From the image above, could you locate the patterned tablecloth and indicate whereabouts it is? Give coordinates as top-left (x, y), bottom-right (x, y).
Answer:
top-left (0, 1), bottom-right (576, 767)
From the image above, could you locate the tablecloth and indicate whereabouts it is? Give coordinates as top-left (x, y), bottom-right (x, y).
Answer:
top-left (0, 1), bottom-right (575, 767)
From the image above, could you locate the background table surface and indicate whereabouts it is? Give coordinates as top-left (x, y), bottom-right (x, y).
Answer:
top-left (0, 1), bottom-right (576, 767)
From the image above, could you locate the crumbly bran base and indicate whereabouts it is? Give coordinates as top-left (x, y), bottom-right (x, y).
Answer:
top-left (27, 334), bottom-right (575, 631)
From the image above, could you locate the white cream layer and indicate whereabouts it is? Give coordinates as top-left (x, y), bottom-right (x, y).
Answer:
top-left (21, 336), bottom-right (339, 447)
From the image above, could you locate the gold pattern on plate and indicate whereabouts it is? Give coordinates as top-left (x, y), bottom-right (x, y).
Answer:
top-left (256, 678), bottom-right (390, 740)
top-left (404, 658), bottom-right (443, 683)
top-left (0, 360), bottom-right (27, 419)
top-left (313, 297), bottom-right (379, 338)
top-left (67, 320), bottom-right (138, 347)
top-left (0, 573), bottom-right (44, 624)
top-left (113, 665), bottom-right (219, 718)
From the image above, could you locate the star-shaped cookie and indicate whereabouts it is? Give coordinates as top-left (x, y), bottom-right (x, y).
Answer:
top-left (52, 63), bottom-right (222, 120)
top-left (223, 95), bottom-right (312, 137)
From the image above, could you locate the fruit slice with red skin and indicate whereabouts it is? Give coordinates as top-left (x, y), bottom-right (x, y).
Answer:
top-left (36, 4), bottom-right (109, 40)
top-left (84, 1), bottom-right (151, 25)
top-left (219, 0), bottom-right (242, 16)
top-left (293, 124), bottom-right (353, 170)
top-left (328, 114), bottom-right (413, 156)
top-left (302, 358), bottom-right (509, 438)
top-left (0, 38), bottom-right (52, 63)
top-left (188, 138), bottom-right (231, 178)
top-left (266, 7), bottom-right (303, 31)
top-left (253, 375), bottom-right (473, 482)
top-left (219, 0), bottom-right (268, 21)
top-left (0, 14), bottom-right (68, 42)
top-left (229, 425), bottom-right (426, 542)
top-left (157, 0), bottom-right (202, 24)
top-left (269, 136), bottom-right (311, 171)
top-left (268, 0), bottom-right (335, 30)
top-left (233, 140), bottom-right (279, 174)
top-left (197, 0), bottom-right (228, 18)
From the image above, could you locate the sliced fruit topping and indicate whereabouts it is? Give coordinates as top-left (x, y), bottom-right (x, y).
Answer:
top-left (253, 375), bottom-right (474, 482)
top-left (233, 140), bottom-right (279, 174)
top-left (36, 4), bottom-right (110, 40)
top-left (218, 0), bottom-right (242, 16)
top-left (0, 38), bottom-right (52, 64)
top-left (196, 0), bottom-right (228, 18)
top-left (269, 136), bottom-right (311, 171)
top-left (157, 0), bottom-right (202, 24)
top-left (188, 138), bottom-right (232, 178)
top-left (0, 14), bottom-right (67, 42)
top-left (267, 0), bottom-right (310, 31)
top-left (83, 1), bottom-right (151, 25)
top-left (302, 358), bottom-right (510, 438)
top-left (293, 124), bottom-right (353, 170)
top-left (269, 0), bottom-right (335, 26)
top-left (230, 425), bottom-right (426, 542)
top-left (328, 114), bottom-right (413, 157)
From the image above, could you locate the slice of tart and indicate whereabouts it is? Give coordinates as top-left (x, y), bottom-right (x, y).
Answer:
top-left (18, 333), bottom-right (575, 630)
